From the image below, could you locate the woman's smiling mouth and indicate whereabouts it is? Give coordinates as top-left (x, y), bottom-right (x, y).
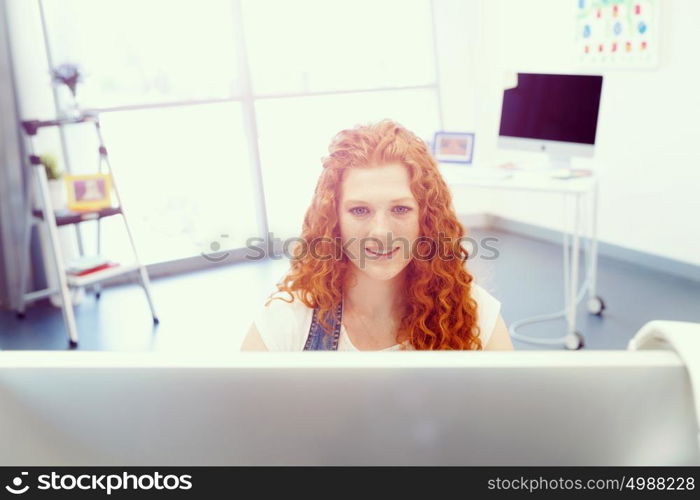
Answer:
top-left (365, 247), bottom-right (400, 259)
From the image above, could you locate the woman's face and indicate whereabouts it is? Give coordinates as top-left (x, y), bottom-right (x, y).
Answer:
top-left (338, 163), bottom-right (420, 281)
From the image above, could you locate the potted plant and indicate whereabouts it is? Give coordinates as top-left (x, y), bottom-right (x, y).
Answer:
top-left (38, 153), bottom-right (67, 210)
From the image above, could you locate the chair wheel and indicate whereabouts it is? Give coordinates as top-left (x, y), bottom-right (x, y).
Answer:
top-left (565, 331), bottom-right (585, 350)
top-left (68, 340), bottom-right (79, 349)
top-left (16, 312), bottom-right (26, 320)
top-left (153, 317), bottom-right (160, 325)
top-left (587, 296), bottom-right (606, 316)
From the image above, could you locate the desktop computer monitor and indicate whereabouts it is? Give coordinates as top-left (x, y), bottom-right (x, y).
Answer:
top-left (0, 351), bottom-right (698, 466)
top-left (498, 72), bottom-right (603, 169)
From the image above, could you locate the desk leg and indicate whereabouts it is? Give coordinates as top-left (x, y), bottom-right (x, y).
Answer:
top-left (562, 195), bottom-right (570, 325)
top-left (564, 193), bottom-right (584, 349)
top-left (590, 183), bottom-right (598, 298)
top-left (508, 188), bottom-right (587, 349)
top-left (569, 194), bottom-right (581, 335)
top-left (586, 180), bottom-right (605, 315)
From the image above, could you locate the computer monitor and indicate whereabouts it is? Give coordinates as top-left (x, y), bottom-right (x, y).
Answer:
top-left (1, 351), bottom-right (698, 466)
top-left (498, 72), bottom-right (603, 170)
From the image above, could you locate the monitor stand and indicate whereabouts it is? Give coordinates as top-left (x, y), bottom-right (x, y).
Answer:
top-left (545, 155), bottom-right (576, 179)
top-left (548, 155), bottom-right (573, 171)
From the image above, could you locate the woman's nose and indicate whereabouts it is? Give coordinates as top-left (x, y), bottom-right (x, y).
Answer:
top-left (367, 212), bottom-right (393, 246)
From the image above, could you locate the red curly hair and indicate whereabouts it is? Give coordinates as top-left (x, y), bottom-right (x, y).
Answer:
top-left (266, 119), bottom-right (482, 350)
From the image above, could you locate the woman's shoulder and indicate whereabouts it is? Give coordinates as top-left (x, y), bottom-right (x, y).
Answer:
top-left (470, 283), bottom-right (502, 347)
top-left (253, 291), bottom-right (313, 350)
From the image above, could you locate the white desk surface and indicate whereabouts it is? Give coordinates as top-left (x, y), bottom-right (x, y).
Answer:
top-left (439, 164), bottom-right (597, 195)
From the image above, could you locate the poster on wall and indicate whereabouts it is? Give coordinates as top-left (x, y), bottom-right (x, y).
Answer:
top-left (576, 0), bottom-right (659, 69)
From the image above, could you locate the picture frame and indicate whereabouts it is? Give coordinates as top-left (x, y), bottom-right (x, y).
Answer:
top-left (432, 131), bottom-right (475, 164)
top-left (64, 173), bottom-right (112, 211)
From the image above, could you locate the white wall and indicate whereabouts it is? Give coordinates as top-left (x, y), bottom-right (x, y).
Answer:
top-left (5, 0), bottom-right (55, 118)
top-left (0, 0), bottom-right (24, 308)
top-left (435, 0), bottom-right (700, 266)
top-left (4, 0), bottom-right (66, 180)
top-left (432, 0), bottom-right (497, 221)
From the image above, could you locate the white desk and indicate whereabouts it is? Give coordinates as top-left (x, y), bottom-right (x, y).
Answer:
top-left (442, 166), bottom-right (603, 349)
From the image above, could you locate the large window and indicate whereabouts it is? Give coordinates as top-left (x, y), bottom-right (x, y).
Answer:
top-left (41, 0), bottom-right (242, 108)
top-left (241, 0), bottom-right (436, 95)
top-left (37, 0), bottom-right (440, 265)
top-left (256, 90), bottom-right (440, 239)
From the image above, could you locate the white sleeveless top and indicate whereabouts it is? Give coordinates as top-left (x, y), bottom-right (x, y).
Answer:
top-left (253, 284), bottom-right (501, 351)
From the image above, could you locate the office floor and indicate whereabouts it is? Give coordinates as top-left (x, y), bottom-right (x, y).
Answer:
top-left (1, 228), bottom-right (699, 351)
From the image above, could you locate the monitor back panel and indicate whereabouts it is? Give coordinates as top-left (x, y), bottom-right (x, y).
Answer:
top-left (0, 351), bottom-right (697, 466)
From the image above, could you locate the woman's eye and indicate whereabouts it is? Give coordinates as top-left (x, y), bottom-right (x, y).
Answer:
top-left (349, 206), bottom-right (412, 216)
top-left (349, 207), bottom-right (369, 216)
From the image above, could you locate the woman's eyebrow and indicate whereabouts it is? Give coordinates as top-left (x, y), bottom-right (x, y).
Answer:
top-left (344, 197), bottom-right (415, 205)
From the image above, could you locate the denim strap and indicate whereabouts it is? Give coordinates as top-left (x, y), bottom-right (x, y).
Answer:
top-left (303, 300), bottom-right (343, 351)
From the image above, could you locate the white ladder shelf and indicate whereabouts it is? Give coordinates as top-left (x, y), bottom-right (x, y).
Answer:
top-left (17, 113), bottom-right (159, 347)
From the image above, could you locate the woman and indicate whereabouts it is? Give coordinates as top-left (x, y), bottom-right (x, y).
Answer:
top-left (242, 119), bottom-right (513, 351)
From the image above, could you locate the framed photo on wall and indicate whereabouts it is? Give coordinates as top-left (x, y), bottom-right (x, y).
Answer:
top-left (433, 131), bottom-right (475, 164)
top-left (65, 173), bottom-right (112, 211)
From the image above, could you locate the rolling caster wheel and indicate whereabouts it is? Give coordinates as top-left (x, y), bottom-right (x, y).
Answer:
top-left (153, 317), bottom-right (160, 325)
top-left (68, 340), bottom-right (79, 349)
top-left (587, 296), bottom-right (606, 316)
top-left (565, 331), bottom-right (585, 350)
top-left (16, 311), bottom-right (26, 320)
top-left (95, 292), bottom-right (101, 300)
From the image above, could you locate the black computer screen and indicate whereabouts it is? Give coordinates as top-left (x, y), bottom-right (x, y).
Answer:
top-left (498, 73), bottom-right (603, 145)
